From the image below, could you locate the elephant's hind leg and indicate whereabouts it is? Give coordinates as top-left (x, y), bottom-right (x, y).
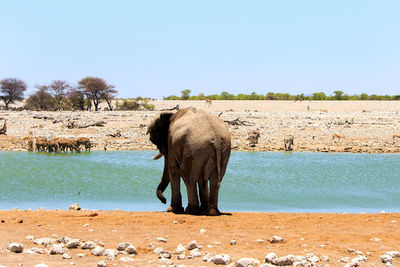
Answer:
top-left (208, 171), bottom-right (221, 216)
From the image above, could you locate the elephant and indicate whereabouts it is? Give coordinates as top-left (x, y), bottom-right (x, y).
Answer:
top-left (147, 108), bottom-right (231, 216)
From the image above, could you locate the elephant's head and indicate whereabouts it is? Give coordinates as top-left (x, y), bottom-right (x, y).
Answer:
top-left (147, 112), bottom-right (174, 155)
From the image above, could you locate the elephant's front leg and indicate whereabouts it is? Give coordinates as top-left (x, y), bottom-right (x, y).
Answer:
top-left (167, 163), bottom-right (184, 213)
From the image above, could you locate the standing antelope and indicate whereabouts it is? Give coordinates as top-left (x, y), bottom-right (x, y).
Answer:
top-left (0, 119), bottom-right (6, 135)
top-left (205, 98), bottom-right (212, 106)
top-left (393, 134), bottom-right (400, 142)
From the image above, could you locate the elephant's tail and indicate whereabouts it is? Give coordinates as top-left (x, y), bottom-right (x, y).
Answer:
top-left (214, 141), bottom-right (222, 182)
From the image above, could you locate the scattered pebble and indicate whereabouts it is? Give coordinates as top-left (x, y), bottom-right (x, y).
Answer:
top-left (230, 239), bottom-right (237, 245)
top-left (187, 240), bottom-right (198, 250)
top-left (97, 261), bottom-right (106, 267)
top-left (126, 245), bottom-right (137, 255)
top-left (49, 243), bottom-right (67, 255)
top-left (81, 241), bottom-right (96, 249)
top-left (91, 246), bottom-right (105, 256)
top-left (211, 254), bottom-right (231, 265)
top-left (7, 243), bottom-right (24, 253)
top-left (174, 244), bottom-right (186, 254)
top-left (69, 203), bottom-right (81, 211)
top-left (256, 239), bottom-right (264, 243)
top-left (270, 235), bottom-right (284, 243)
top-left (236, 257), bottom-right (260, 267)
top-left (116, 242), bottom-right (130, 251)
top-left (159, 251), bottom-right (172, 259)
top-left (200, 228), bottom-right (206, 234)
top-left (190, 248), bottom-right (202, 257)
top-left (156, 237), bottom-right (167, 243)
top-left (381, 254), bottom-right (393, 264)
top-left (62, 253), bottom-right (72, 259)
top-left (178, 254), bottom-right (186, 260)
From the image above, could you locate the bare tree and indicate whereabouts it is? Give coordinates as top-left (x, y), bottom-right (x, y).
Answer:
top-left (78, 77), bottom-right (117, 111)
top-left (49, 80), bottom-right (71, 110)
top-left (0, 78), bottom-right (27, 109)
top-left (102, 86), bottom-right (117, 111)
top-left (67, 88), bottom-right (86, 111)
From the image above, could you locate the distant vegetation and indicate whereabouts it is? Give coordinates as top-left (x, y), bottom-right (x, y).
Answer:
top-left (0, 77), bottom-right (154, 111)
top-left (164, 89), bottom-right (400, 101)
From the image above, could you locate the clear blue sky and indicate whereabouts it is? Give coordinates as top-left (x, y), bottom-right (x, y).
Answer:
top-left (1, 1), bottom-right (399, 98)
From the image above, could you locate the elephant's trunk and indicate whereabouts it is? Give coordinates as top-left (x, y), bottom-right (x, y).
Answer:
top-left (156, 156), bottom-right (169, 204)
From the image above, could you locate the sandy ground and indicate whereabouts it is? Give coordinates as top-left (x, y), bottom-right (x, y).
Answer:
top-left (1, 210), bottom-right (399, 266)
top-left (1, 100), bottom-right (400, 153)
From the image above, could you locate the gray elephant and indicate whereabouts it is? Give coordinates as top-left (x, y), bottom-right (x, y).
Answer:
top-left (147, 108), bottom-right (231, 216)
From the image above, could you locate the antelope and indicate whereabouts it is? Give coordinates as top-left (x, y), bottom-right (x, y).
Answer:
top-left (332, 133), bottom-right (345, 142)
top-left (205, 98), bottom-right (212, 106)
top-left (0, 119), bottom-right (7, 134)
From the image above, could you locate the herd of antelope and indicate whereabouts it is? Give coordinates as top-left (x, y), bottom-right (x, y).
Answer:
top-left (14, 136), bottom-right (92, 153)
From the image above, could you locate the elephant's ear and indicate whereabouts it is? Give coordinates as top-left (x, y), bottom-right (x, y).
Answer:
top-left (147, 112), bottom-right (173, 154)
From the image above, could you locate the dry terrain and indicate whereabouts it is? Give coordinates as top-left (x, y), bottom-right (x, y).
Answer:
top-left (1, 100), bottom-right (400, 153)
top-left (1, 210), bottom-right (399, 266)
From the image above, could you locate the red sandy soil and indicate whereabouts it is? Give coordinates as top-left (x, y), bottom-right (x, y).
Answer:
top-left (1, 210), bottom-right (399, 266)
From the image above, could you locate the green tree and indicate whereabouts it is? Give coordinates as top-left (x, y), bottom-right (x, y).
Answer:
top-left (312, 92), bottom-right (326, 100)
top-left (25, 85), bottom-right (54, 110)
top-left (333, 90), bottom-right (344, 100)
top-left (180, 89), bottom-right (191, 100)
top-left (360, 93), bottom-right (368, 100)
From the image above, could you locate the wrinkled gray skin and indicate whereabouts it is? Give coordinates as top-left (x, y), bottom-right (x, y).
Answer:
top-left (147, 108), bottom-right (231, 215)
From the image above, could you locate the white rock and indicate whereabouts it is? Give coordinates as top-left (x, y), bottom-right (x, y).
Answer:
top-left (7, 243), bottom-right (24, 253)
top-left (34, 264), bottom-right (49, 267)
top-left (104, 249), bottom-right (119, 260)
top-left (81, 241), bottom-right (96, 249)
top-left (26, 235), bottom-right (35, 241)
top-left (178, 254), bottom-right (186, 260)
top-left (386, 251), bottom-right (400, 258)
top-left (97, 261), bottom-right (107, 267)
top-left (77, 253), bottom-right (85, 258)
top-left (381, 254), bottom-right (393, 264)
top-left (270, 235), bottom-right (284, 243)
top-left (214, 241), bottom-right (221, 245)
top-left (230, 239), bottom-right (237, 245)
top-left (339, 257), bottom-right (351, 263)
top-left (236, 257), bottom-right (261, 267)
top-left (120, 256), bottom-right (135, 262)
top-left (91, 246), bottom-right (105, 256)
top-left (62, 253), bottom-right (72, 259)
top-left (174, 244), bottom-right (186, 254)
top-left (265, 253), bottom-right (277, 263)
top-left (306, 255), bottom-right (319, 263)
top-left (203, 252), bottom-right (215, 262)
top-left (256, 239), bottom-right (264, 243)
top-left (200, 228), bottom-right (206, 234)
top-left (187, 240), bottom-right (198, 250)
top-left (66, 239), bottom-right (80, 249)
top-left (190, 248), bottom-right (202, 257)
top-left (34, 238), bottom-right (55, 246)
top-left (159, 251), bottom-right (172, 259)
top-left (156, 237), bottom-right (167, 243)
top-left (50, 243), bottom-right (67, 255)
top-left (69, 203), bottom-right (81, 210)
top-left (212, 254), bottom-right (231, 265)
top-left (126, 245), bottom-right (137, 255)
top-left (31, 247), bottom-right (45, 254)
top-left (293, 261), bottom-right (311, 267)
top-left (117, 242), bottom-right (130, 251)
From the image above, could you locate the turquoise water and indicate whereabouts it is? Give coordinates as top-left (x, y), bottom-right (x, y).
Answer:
top-left (0, 151), bottom-right (399, 213)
